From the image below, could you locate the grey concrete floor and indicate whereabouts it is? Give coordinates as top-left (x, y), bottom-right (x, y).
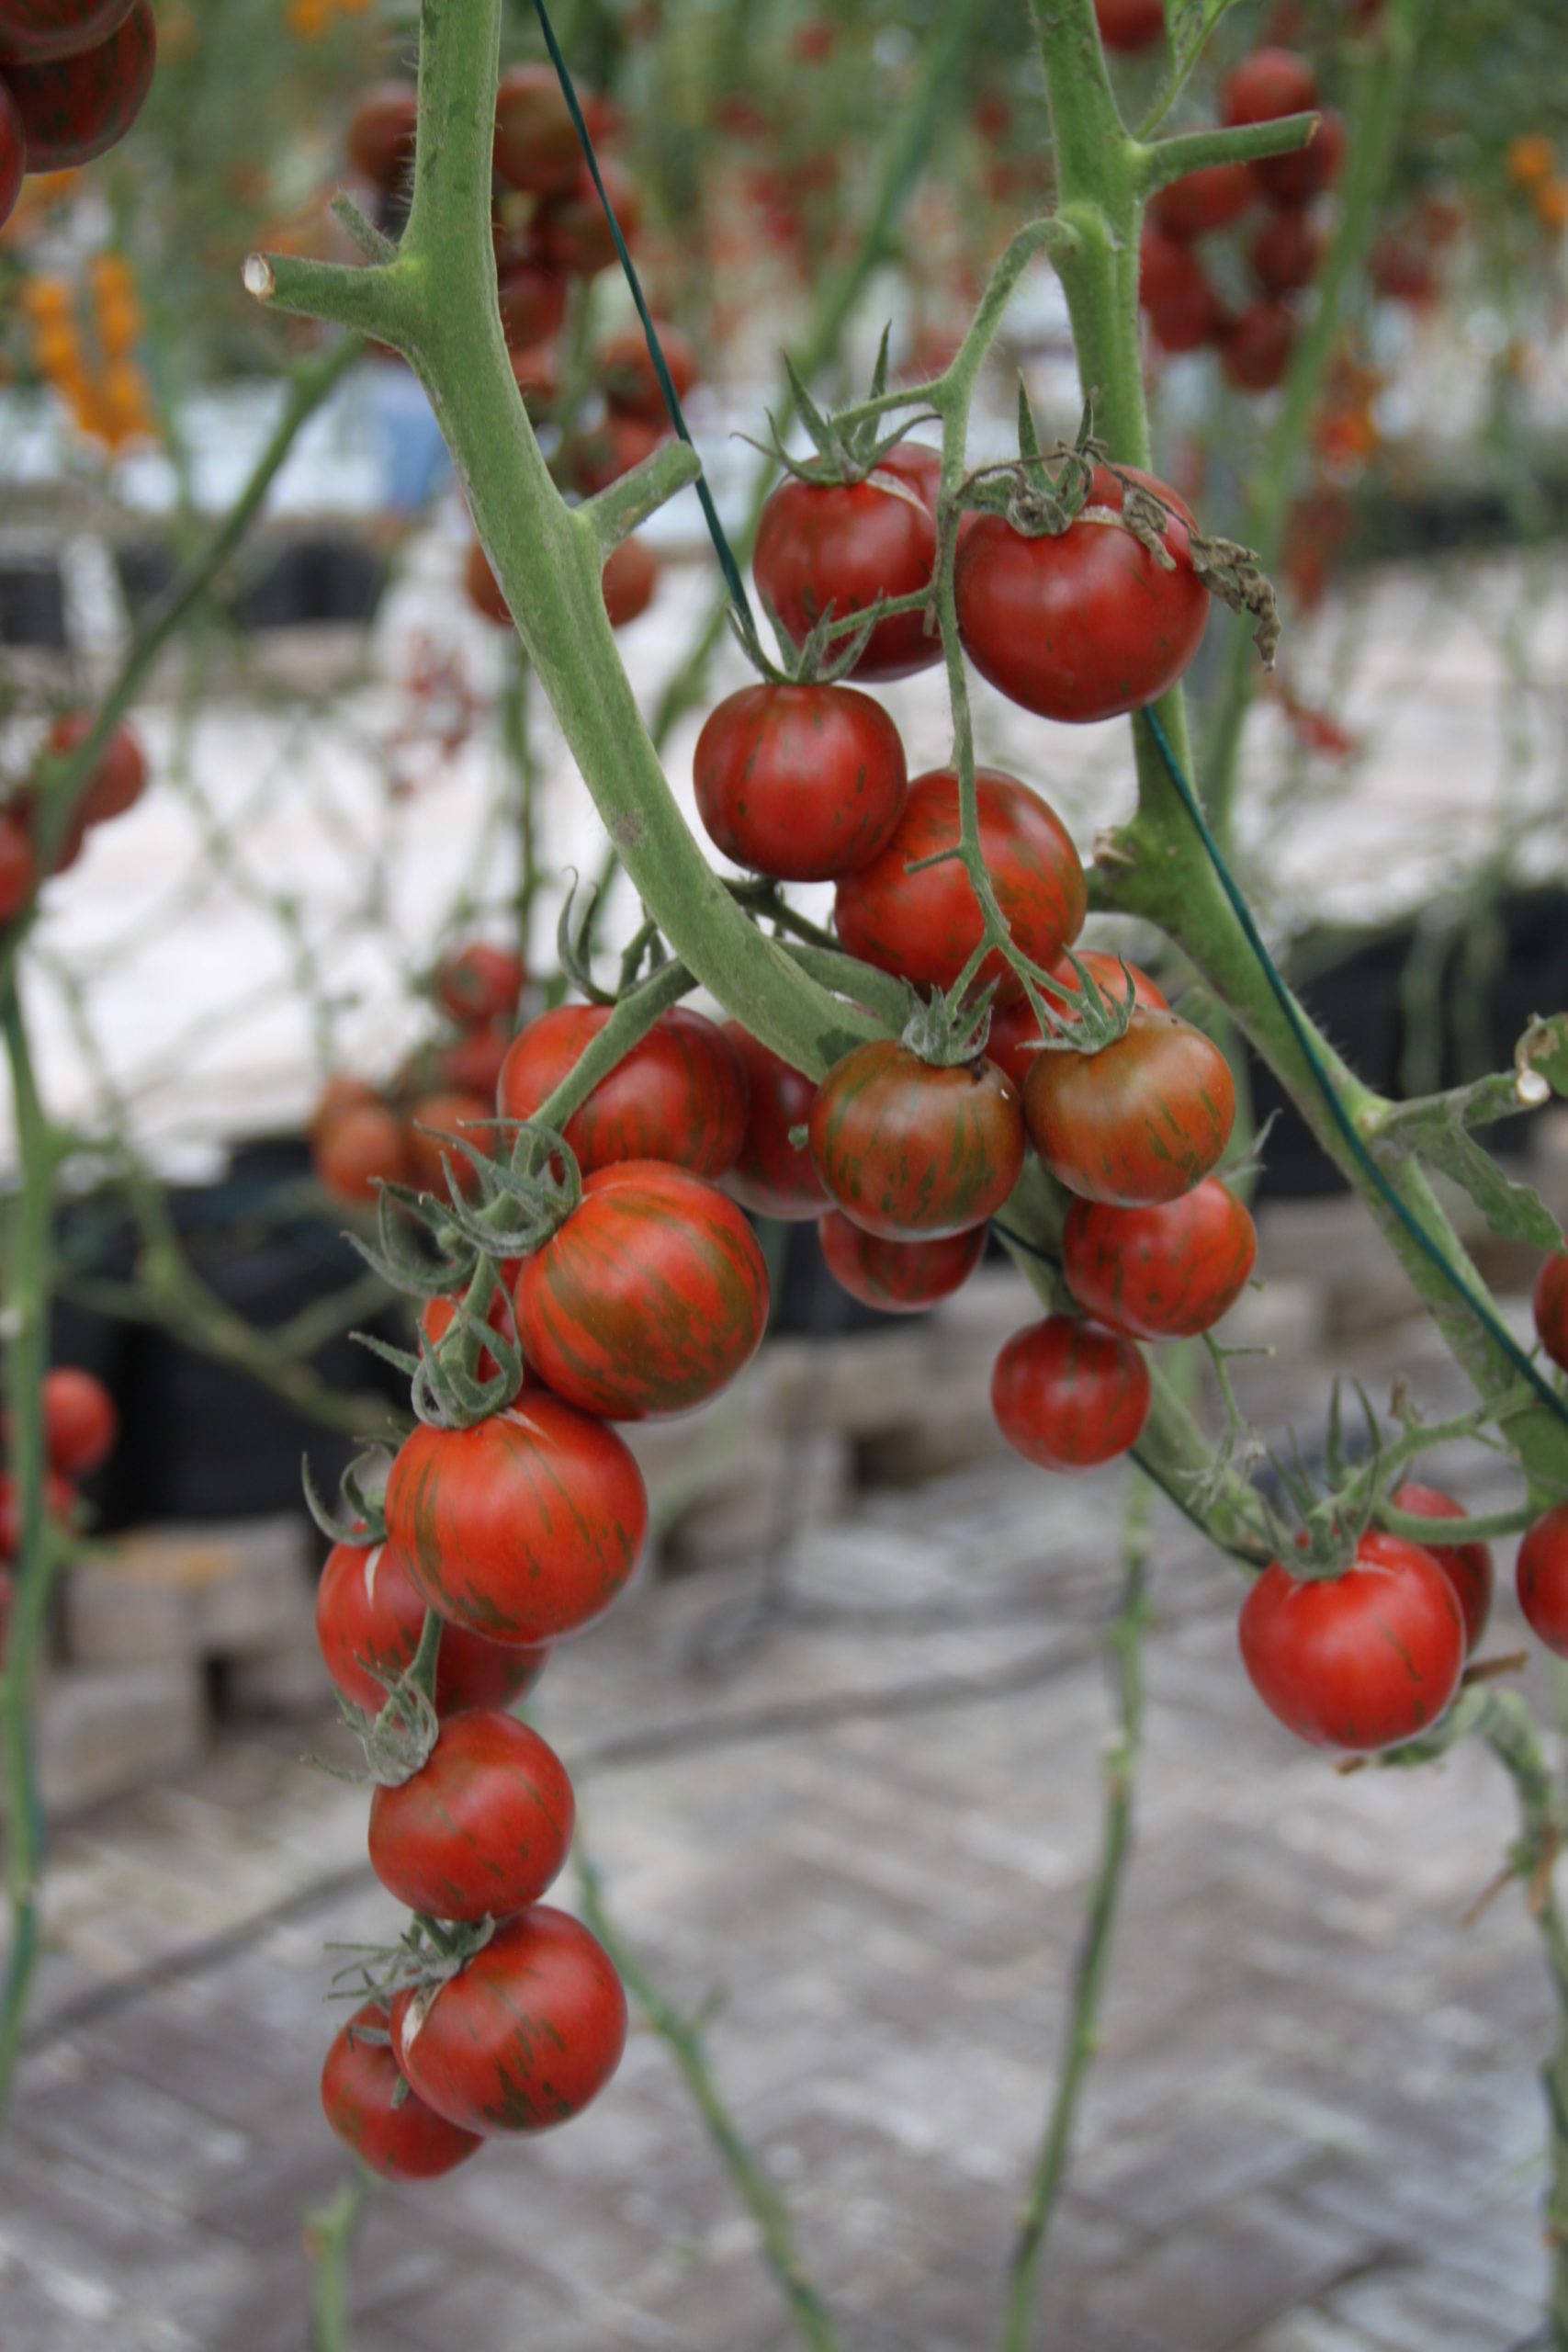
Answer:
top-left (2, 1292), bottom-right (1562, 2352)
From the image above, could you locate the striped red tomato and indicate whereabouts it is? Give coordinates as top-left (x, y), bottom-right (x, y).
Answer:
top-left (321, 2002), bottom-right (481, 2180)
top-left (1061, 1178), bottom-right (1257, 1340)
top-left (991, 1317), bottom-right (1151, 1472)
top-left (1023, 1009), bottom-right (1235, 1206)
top-left (808, 1042), bottom-right (1024, 1241)
top-left (818, 1212), bottom-right (986, 1314)
top-left (1240, 1532), bottom-right (1465, 1752)
top-left (722, 1024), bottom-right (829, 1222)
top-left (368, 1713), bottom-right (575, 1922)
top-left (315, 1538), bottom-right (552, 1716)
top-left (4, 0), bottom-right (154, 167)
top-left (497, 1004), bottom-right (747, 1179)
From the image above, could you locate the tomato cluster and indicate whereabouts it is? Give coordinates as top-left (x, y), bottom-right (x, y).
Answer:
top-left (1138, 49), bottom-right (1342, 395)
top-left (0, 714), bottom-right (149, 927)
top-left (0, 0), bottom-right (155, 232)
top-left (349, 66), bottom-right (679, 634)
top-left (310, 938), bottom-right (525, 1205)
top-left (0, 1366), bottom-right (118, 1661)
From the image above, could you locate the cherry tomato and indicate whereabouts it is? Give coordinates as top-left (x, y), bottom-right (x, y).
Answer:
top-left (598, 324), bottom-right (697, 423)
top-left (1222, 302), bottom-right (1295, 392)
top-left (0, 81), bottom-right (21, 233)
top-left (819, 1212), bottom-right (985, 1315)
top-left (1534, 1249), bottom-right (1568, 1373)
top-left (1145, 266), bottom-right (1224, 354)
top-left (955, 466), bottom-right (1209, 724)
top-left (1518, 1504), bottom-right (1568, 1658)
top-left (1094, 0), bottom-right (1165, 51)
top-left (834, 767), bottom-right (1086, 1008)
top-left (0, 0), bottom-right (136, 63)
top-left (515, 1161), bottom-right (769, 1419)
top-left (1150, 162), bottom-right (1252, 240)
top-left (0, 812), bottom-right (36, 923)
top-left (347, 81), bottom-right (418, 191)
top-left (1250, 209), bottom-right (1323, 294)
top-left (603, 536), bottom-right (659, 628)
top-left (492, 62), bottom-right (581, 198)
top-left (497, 255), bottom-right (568, 349)
top-left (314, 1538), bottom-right (551, 1717)
top-left (752, 444), bottom-right (940, 681)
top-left (385, 1396), bottom-right (648, 1646)
top-left (421, 1280), bottom-right (518, 1385)
top-left (985, 953), bottom-right (1169, 1091)
top-left (41, 714), bottom-right (147, 828)
top-left (464, 538), bottom-right (512, 628)
top-left (5, 0), bottom-right (152, 166)
top-left (406, 1089), bottom-right (495, 1199)
top-left (808, 1041), bottom-right (1024, 1241)
top-left (564, 411), bottom-right (667, 494)
top-left (534, 157), bottom-right (643, 276)
top-left (1239, 1532), bottom-right (1465, 1752)
top-left (509, 343), bottom-right (558, 416)
top-left (694, 683), bottom-right (908, 883)
top-left (497, 1004), bottom-right (747, 1181)
top-left (436, 1024), bottom-right (512, 1100)
top-left (321, 2003), bottom-right (481, 2181)
top-left (721, 1024), bottom-right (828, 1222)
top-left (368, 1712), bottom-right (574, 1923)
top-left (434, 943), bottom-right (525, 1031)
top-left (991, 1316), bottom-right (1151, 1472)
top-left (1388, 1481), bottom-right (1492, 1652)
top-left (40, 1366), bottom-right (116, 1476)
top-left (391, 1905), bottom-right (626, 2135)
top-left (1062, 1178), bottom-right (1256, 1340)
top-left (313, 1101), bottom-right (412, 1204)
top-left (1222, 48), bottom-right (1318, 128)
top-left (1024, 1008), bottom-right (1236, 1206)
top-left (1255, 110), bottom-right (1345, 209)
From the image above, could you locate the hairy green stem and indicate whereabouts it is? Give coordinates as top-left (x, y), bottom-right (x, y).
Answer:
top-left (308, 2173), bottom-right (374, 2352)
top-left (579, 1856), bottom-right (841, 2352)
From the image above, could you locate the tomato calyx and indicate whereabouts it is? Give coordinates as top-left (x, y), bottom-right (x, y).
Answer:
top-left (302, 1452), bottom-right (390, 1550)
top-left (332, 1912), bottom-right (498, 2013)
top-left (900, 984), bottom-right (999, 1070)
top-left (328, 1661), bottom-right (442, 1789)
top-left (1022, 949), bottom-right (1142, 1059)
top-left (750, 333), bottom-right (939, 492)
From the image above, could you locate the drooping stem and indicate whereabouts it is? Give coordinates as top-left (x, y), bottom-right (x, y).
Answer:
top-left (999, 1468), bottom-right (1153, 2351)
top-left (0, 987), bottom-right (59, 2123)
top-left (578, 1856), bottom-right (842, 2352)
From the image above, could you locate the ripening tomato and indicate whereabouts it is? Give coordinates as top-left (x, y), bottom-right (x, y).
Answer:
top-left (434, 943), bottom-right (525, 1031)
top-left (603, 536), bottom-right (659, 628)
top-left (985, 953), bottom-right (1169, 1091)
top-left (564, 410), bottom-right (667, 495)
top-left (535, 157), bottom-right (643, 275)
top-left (1024, 1008), bottom-right (1236, 1206)
top-left (347, 81), bottom-right (419, 190)
top-left (392, 1905), bottom-right (626, 2135)
top-left (808, 1042), bottom-right (1024, 1241)
top-left (1250, 209), bottom-right (1323, 294)
top-left (509, 343), bottom-right (559, 416)
top-left (819, 1212), bottom-right (985, 1314)
top-left (694, 683), bottom-right (908, 883)
top-left (465, 538), bottom-right (512, 627)
top-left (1150, 163), bottom-right (1252, 240)
top-left (991, 1316), bottom-right (1151, 1471)
top-left (515, 1162), bottom-right (769, 1419)
top-left (721, 1024), bottom-right (828, 1221)
top-left (599, 325), bottom-right (697, 423)
top-left (955, 467), bottom-right (1208, 724)
top-left (0, 813), bottom-right (35, 924)
top-left (1222, 302), bottom-right (1295, 392)
top-left (1388, 1482), bottom-right (1492, 1652)
top-left (368, 1712), bottom-right (574, 1922)
top-left (497, 1004), bottom-right (747, 1180)
top-left (321, 2003), bottom-right (482, 2181)
top-left (435, 1025), bottom-right (511, 1100)
top-left (492, 62), bottom-right (581, 198)
top-left (1255, 110), bottom-right (1345, 209)
top-left (497, 254), bottom-right (568, 349)
top-left (1094, 0), bottom-right (1165, 51)
top-left (0, 83), bottom-right (22, 234)
top-left (41, 714), bottom-right (148, 828)
top-left (314, 1101), bottom-right (412, 1204)
top-left (40, 1366), bottom-right (117, 1476)
top-left (4, 0), bottom-right (153, 167)
top-left (385, 1396), bottom-right (648, 1645)
top-left (1062, 1178), bottom-right (1256, 1340)
top-left (1239, 1532), bottom-right (1465, 1751)
top-left (0, 0), bottom-right (136, 62)
top-left (752, 444), bottom-right (941, 681)
top-left (1518, 1504), bottom-right (1568, 1657)
top-left (314, 1537), bottom-right (551, 1717)
top-left (834, 768), bottom-right (1086, 1008)
top-left (1533, 1249), bottom-right (1568, 1374)
top-left (406, 1090), bottom-right (495, 1199)
top-left (1222, 48), bottom-right (1318, 128)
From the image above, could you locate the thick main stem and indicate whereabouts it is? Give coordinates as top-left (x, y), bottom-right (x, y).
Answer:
top-left (0, 989), bottom-right (57, 2122)
top-left (1000, 1474), bottom-right (1152, 2350)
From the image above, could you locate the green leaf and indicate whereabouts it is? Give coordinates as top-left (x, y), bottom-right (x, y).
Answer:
top-left (1420, 1121), bottom-right (1562, 1250)
top-left (1517, 1012), bottom-right (1568, 1101)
